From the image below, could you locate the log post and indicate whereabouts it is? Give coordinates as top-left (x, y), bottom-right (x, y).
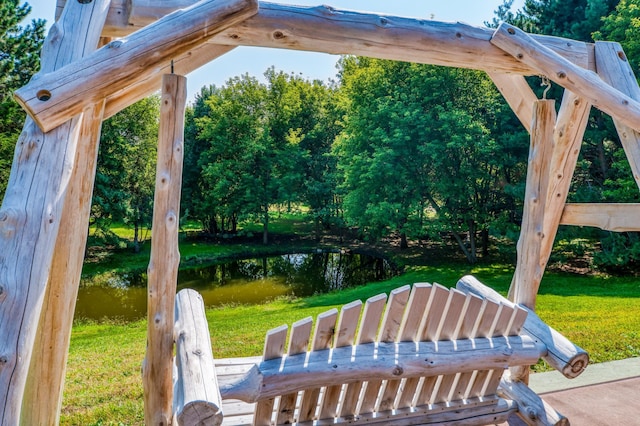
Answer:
top-left (539, 91), bottom-right (590, 270)
top-left (142, 74), bottom-right (187, 426)
top-left (595, 41), bottom-right (640, 190)
top-left (491, 23), bottom-right (640, 134)
top-left (22, 101), bottom-right (106, 425)
top-left (174, 289), bottom-right (223, 426)
top-left (511, 100), bottom-right (556, 311)
top-left (0, 0), bottom-right (109, 422)
top-left (15, 0), bottom-right (258, 133)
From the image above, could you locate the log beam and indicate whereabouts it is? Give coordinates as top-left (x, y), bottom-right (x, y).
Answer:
top-left (221, 336), bottom-right (545, 403)
top-left (511, 100), bottom-right (556, 311)
top-left (560, 203), bottom-right (640, 232)
top-left (0, 0), bottom-right (110, 422)
top-left (16, 0), bottom-right (258, 133)
top-left (103, 44), bottom-right (235, 120)
top-left (58, 1), bottom-right (594, 73)
top-left (142, 74), bottom-right (187, 425)
top-left (457, 276), bottom-right (589, 380)
top-left (487, 72), bottom-right (538, 133)
top-left (491, 23), bottom-right (640, 135)
top-left (595, 41), bottom-right (640, 190)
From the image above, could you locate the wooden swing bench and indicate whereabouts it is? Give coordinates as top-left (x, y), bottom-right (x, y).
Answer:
top-left (172, 275), bottom-right (588, 426)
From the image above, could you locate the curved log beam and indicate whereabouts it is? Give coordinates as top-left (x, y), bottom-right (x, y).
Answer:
top-left (491, 23), bottom-right (640, 134)
top-left (58, 1), bottom-right (594, 72)
top-left (17, 0), bottom-right (258, 133)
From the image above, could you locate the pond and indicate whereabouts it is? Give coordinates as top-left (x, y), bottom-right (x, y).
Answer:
top-left (75, 251), bottom-right (400, 321)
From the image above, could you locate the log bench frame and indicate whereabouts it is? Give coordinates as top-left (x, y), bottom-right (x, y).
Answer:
top-left (173, 275), bottom-right (587, 426)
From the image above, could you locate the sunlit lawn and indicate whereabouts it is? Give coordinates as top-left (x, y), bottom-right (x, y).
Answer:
top-left (62, 261), bottom-right (640, 425)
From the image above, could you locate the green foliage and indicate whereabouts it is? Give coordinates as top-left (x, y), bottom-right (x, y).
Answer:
top-left (335, 57), bottom-right (526, 260)
top-left (92, 96), bottom-right (160, 252)
top-left (184, 69), bottom-right (340, 243)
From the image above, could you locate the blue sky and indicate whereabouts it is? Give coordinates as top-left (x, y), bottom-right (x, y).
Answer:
top-left (24, 0), bottom-right (525, 102)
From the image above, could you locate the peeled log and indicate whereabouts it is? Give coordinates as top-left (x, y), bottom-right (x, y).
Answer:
top-left (457, 276), bottom-right (589, 380)
top-left (0, 0), bottom-right (110, 423)
top-left (16, 0), bottom-right (258, 133)
top-left (491, 23), bottom-right (640, 135)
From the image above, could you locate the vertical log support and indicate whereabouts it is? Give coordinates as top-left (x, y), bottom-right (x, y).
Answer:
top-left (539, 91), bottom-right (591, 267)
top-left (595, 41), bottom-right (640, 190)
top-left (0, 0), bottom-right (109, 423)
top-left (511, 100), bottom-right (556, 311)
top-left (142, 74), bottom-right (187, 425)
top-left (22, 101), bottom-right (106, 425)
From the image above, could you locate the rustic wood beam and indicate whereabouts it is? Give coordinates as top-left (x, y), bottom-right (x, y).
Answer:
top-left (209, 3), bottom-right (592, 74)
top-left (221, 336), bottom-right (545, 403)
top-left (142, 74), bottom-right (187, 425)
top-left (0, 0), bottom-right (110, 423)
top-left (492, 23), bottom-right (640, 135)
top-left (511, 100), bottom-right (556, 312)
top-left (103, 44), bottom-right (235, 120)
top-left (16, 0), bottom-right (258, 133)
top-left (595, 41), bottom-right (640, 190)
top-left (457, 276), bottom-right (588, 380)
top-left (487, 72), bottom-right (537, 133)
top-left (22, 101), bottom-right (105, 425)
top-left (540, 91), bottom-right (591, 271)
top-left (560, 203), bottom-right (640, 232)
top-left (58, 1), bottom-right (595, 73)
top-left (499, 372), bottom-right (568, 426)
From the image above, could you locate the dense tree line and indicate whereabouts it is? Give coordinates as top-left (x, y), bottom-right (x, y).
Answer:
top-left (5, 0), bottom-right (640, 268)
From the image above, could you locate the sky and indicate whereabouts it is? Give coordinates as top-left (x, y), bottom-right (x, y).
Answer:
top-left (24, 0), bottom-right (525, 102)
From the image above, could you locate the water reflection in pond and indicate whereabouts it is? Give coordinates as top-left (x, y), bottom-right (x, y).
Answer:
top-left (75, 251), bottom-right (399, 321)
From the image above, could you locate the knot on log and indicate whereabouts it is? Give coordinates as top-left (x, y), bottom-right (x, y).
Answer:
top-left (391, 365), bottom-right (404, 376)
top-left (524, 406), bottom-right (538, 420)
top-left (0, 208), bottom-right (22, 239)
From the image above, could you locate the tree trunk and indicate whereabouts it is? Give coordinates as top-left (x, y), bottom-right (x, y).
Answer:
top-left (133, 218), bottom-right (140, 253)
top-left (482, 228), bottom-right (490, 257)
top-left (315, 216), bottom-right (321, 241)
top-left (263, 205), bottom-right (269, 245)
top-left (400, 232), bottom-right (408, 250)
top-left (452, 231), bottom-right (475, 264)
top-left (468, 219), bottom-right (477, 263)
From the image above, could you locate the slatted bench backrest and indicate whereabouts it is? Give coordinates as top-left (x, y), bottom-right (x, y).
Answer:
top-left (253, 282), bottom-right (529, 425)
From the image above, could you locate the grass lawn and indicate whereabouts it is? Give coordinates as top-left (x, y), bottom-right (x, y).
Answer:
top-left (61, 261), bottom-right (640, 425)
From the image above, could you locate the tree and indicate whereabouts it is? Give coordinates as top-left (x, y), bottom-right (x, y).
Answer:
top-left (190, 70), bottom-right (338, 244)
top-left (92, 96), bottom-right (160, 252)
top-left (336, 57), bottom-right (522, 261)
top-left (194, 74), bottom-right (268, 236)
top-left (0, 0), bottom-right (45, 197)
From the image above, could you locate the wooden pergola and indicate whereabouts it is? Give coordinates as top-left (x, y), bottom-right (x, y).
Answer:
top-left (1, 0), bottom-right (639, 423)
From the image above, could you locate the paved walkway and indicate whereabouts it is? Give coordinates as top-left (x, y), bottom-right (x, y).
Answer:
top-left (529, 358), bottom-right (640, 425)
